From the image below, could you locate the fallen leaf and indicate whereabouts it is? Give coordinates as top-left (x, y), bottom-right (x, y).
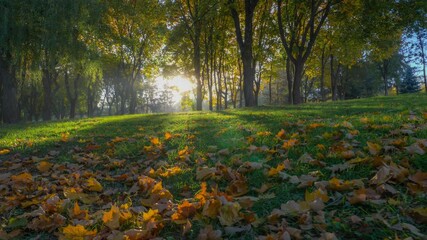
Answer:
top-left (37, 161), bottom-right (53, 173)
top-left (86, 177), bottom-right (103, 192)
top-left (367, 142), bottom-right (381, 156)
top-left (61, 224), bottom-right (97, 239)
top-left (0, 149), bottom-right (11, 155)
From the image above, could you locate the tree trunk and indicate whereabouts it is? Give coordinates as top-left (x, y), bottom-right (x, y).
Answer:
top-left (230, 0), bottom-right (258, 107)
top-left (292, 60), bottom-right (303, 104)
top-left (0, 55), bottom-right (19, 123)
top-left (418, 34), bottom-right (427, 92)
top-left (330, 54), bottom-right (338, 101)
top-left (42, 69), bottom-right (53, 121)
top-left (194, 27), bottom-right (203, 111)
top-left (286, 57), bottom-right (293, 104)
top-left (320, 46), bottom-right (326, 101)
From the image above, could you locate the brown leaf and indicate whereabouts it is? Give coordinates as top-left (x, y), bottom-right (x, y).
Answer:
top-left (367, 142), bottom-right (381, 156)
top-left (218, 202), bottom-right (241, 226)
top-left (370, 166), bottom-right (391, 185)
top-left (197, 225), bottom-right (222, 240)
top-left (405, 142), bottom-right (425, 155)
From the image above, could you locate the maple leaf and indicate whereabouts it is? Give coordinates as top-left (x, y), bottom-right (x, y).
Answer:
top-left (196, 167), bottom-right (217, 180)
top-left (341, 150), bottom-right (355, 160)
top-left (61, 132), bottom-right (70, 142)
top-left (29, 213), bottom-right (66, 232)
top-left (61, 224), bottom-right (97, 239)
top-left (172, 200), bottom-right (197, 224)
top-left (282, 139), bottom-right (298, 149)
top-left (305, 189), bottom-right (329, 203)
top-left (11, 172), bottom-right (33, 184)
top-left (218, 202), bottom-right (242, 226)
top-left (202, 198), bottom-right (221, 218)
top-left (370, 166), bottom-right (391, 185)
top-left (86, 177), bottom-right (103, 192)
top-left (37, 161), bottom-right (53, 173)
top-left (164, 132), bottom-right (173, 140)
top-left (327, 177), bottom-right (354, 191)
top-left (405, 142), bottom-right (425, 155)
top-left (102, 205), bottom-right (121, 229)
top-left (268, 163), bottom-right (285, 176)
top-left (276, 129), bottom-right (286, 139)
top-left (0, 149), bottom-right (11, 155)
top-left (197, 225), bottom-right (223, 240)
top-left (71, 201), bottom-right (89, 220)
top-left (150, 137), bottom-right (160, 145)
top-left (143, 209), bottom-right (160, 222)
top-left (226, 180), bottom-right (249, 197)
top-left (367, 142), bottom-right (381, 156)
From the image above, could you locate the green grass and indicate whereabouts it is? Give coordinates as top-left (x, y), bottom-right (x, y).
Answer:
top-left (0, 93), bottom-right (426, 239)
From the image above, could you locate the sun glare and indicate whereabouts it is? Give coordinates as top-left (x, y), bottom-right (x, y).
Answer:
top-left (155, 75), bottom-right (194, 103)
top-left (170, 76), bottom-right (193, 93)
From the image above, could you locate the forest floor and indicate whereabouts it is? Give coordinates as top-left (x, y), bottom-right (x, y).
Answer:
top-left (0, 93), bottom-right (426, 240)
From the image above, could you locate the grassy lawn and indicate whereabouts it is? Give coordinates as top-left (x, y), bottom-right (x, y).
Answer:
top-left (0, 93), bottom-right (426, 239)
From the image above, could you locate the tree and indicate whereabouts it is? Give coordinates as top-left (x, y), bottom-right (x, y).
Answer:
top-left (277, 0), bottom-right (335, 104)
top-left (400, 66), bottom-right (420, 93)
top-left (229, 0), bottom-right (259, 107)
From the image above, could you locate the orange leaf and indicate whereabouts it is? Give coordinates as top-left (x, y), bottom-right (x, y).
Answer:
top-left (37, 161), bottom-right (53, 173)
top-left (150, 137), bottom-right (160, 145)
top-left (164, 132), bottom-right (172, 140)
top-left (282, 139), bottom-right (298, 149)
top-left (276, 129), bottom-right (286, 139)
top-left (72, 201), bottom-right (89, 220)
top-left (328, 177), bottom-right (354, 191)
top-left (62, 224), bottom-right (97, 239)
top-left (268, 163), bottom-right (285, 176)
top-left (102, 205), bottom-right (121, 229)
top-left (11, 172), bottom-right (33, 184)
top-left (172, 200), bottom-right (197, 224)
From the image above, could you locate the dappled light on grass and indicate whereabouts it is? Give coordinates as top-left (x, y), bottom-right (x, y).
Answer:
top-left (0, 94), bottom-right (426, 239)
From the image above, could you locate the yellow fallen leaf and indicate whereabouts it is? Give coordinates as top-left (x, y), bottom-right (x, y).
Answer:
top-left (62, 224), bottom-right (97, 239)
top-left (86, 177), bottom-right (103, 192)
top-left (0, 149), bottom-right (10, 155)
top-left (61, 132), bottom-right (70, 142)
top-left (142, 209), bottom-right (160, 222)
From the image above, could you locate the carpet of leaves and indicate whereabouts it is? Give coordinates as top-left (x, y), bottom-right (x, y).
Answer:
top-left (0, 112), bottom-right (426, 240)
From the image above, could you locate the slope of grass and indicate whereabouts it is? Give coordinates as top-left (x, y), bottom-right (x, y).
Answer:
top-left (0, 93), bottom-right (426, 239)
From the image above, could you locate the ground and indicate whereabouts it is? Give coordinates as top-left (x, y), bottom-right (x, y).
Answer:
top-left (0, 94), bottom-right (426, 240)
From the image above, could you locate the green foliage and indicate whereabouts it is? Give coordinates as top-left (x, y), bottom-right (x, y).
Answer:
top-left (400, 66), bottom-right (421, 93)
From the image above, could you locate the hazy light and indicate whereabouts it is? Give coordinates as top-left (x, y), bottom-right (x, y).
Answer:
top-left (155, 75), bottom-right (194, 103)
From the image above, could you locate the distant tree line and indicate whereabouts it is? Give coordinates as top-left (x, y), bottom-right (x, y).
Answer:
top-left (1, 0), bottom-right (426, 123)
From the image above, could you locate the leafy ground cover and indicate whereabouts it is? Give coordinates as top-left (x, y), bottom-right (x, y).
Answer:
top-left (0, 94), bottom-right (426, 240)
